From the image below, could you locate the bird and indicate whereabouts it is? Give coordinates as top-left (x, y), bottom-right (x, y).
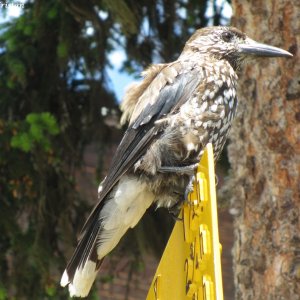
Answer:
top-left (60, 26), bottom-right (292, 297)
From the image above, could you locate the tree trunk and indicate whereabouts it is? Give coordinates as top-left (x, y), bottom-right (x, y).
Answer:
top-left (228, 1), bottom-right (300, 299)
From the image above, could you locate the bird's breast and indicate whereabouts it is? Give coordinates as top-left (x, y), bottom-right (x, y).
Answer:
top-left (175, 71), bottom-right (238, 159)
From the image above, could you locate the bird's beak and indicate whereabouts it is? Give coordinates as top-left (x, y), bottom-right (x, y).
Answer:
top-left (239, 39), bottom-right (293, 58)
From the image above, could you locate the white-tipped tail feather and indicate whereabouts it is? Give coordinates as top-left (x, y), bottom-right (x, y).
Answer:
top-left (70, 261), bottom-right (98, 297)
top-left (60, 270), bottom-right (69, 287)
top-left (61, 260), bottom-right (98, 297)
top-left (61, 175), bottom-right (155, 297)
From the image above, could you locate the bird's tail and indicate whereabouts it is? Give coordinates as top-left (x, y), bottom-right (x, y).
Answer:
top-left (60, 208), bottom-right (103, 298)
top-left (61, 175), bottom-right (155, 297)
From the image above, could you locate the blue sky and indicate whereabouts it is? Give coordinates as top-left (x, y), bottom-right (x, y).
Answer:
top-left (106, 49), bottom-right (135, 102)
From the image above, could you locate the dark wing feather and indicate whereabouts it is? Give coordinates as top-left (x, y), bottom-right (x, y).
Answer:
top-left (72, 65), bottom-right (203, 267)
top-left (107, 67), bottom-right (203, 185)
top-left (80, 66), bottom-right (203, 234)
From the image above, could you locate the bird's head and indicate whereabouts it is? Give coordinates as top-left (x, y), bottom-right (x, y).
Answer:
top-left (182, 26), bottom-right (292, 69)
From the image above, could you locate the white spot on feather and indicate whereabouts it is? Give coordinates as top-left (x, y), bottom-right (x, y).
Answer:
top-left (185, 118), bottom-right (192, 127)
top-left (204, 89), bottom-right (210, 98)
top-left (98, 177), bottom-right (106, 194)
top-left (200, 101), bottom-right (208, 112)
top-left (224, 90), bottom-right (230, 101)
top-left (60, 270), bottom-right (69, 287)
top-left (186, 143), bottom-right (196, 151)
top-left (216, 79), bottom-right (223, 87)
top-left (195, 121), bottom-right (202, 127)
top-left (192, 100), bottom-right (198, 108)
top-left (210, 104), bottom-right (218, 112)
top-left (220, 109), bottom-right (225, 118)
top-left (206, 120), bottom-right (213, 127)
top-left (216, 96), bottom-right (223, 105)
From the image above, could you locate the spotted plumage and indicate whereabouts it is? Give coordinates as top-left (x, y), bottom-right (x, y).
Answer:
top-left (61, 26), bottom-right (292, 297)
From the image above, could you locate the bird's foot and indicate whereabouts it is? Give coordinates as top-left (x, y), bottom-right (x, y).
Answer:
top-left (168, 203), bottom-right (183, 221)
top-left (184, 175), bottom-right (195, 200)
top-left (168, 176), bottom-right (195, 219)
top-left (158, 163), bottom-right (198, 175)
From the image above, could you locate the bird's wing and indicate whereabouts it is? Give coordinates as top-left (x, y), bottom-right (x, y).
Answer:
top-left (120, 63), bottom-right (166, 125)
top-left (78, 61), bottom-right (204, 234)
top-left (97, 62), bottom-right (202, 201)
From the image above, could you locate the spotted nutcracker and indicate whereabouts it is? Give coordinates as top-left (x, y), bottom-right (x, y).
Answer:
top-left (61, 26), bottom-right (292, 297)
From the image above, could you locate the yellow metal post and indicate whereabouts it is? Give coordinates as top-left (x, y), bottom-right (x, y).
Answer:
top-left (146, 143), bottom-right (224, 300)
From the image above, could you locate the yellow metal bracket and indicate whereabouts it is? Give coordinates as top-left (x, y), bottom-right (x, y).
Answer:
top-left (146, 143), bottom-right (224, 300)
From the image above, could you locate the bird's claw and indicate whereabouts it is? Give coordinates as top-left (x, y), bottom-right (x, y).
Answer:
top-left (168, 204), bottom-right (183, 221)
top-left (184, 175), bottom-right (195, 200)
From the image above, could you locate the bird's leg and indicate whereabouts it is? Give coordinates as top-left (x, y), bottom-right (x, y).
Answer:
top-left (158, 163), bottom-right (198, 175)
top-left (184, 175), bottom-right (195, 200)
top-left (168, 201), bottom-right (183, 221)
top-left (168, 207), bottom-right (183, 221)
top-left (168, 174), bottom-right (196, 221)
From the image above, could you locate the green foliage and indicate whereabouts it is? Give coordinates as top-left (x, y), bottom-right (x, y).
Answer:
top-left (102, 0), bottom-right (138, 36)
top-left (47, 7), bottom-right (58, 20)
top-left (11, 112), bottom-right (59, 152)
top-left (57, 41), bottom-right (69, 58)
top-left (0, 285), bottom-right (7, 300)
top-left (7, 58), bottom-right (26, 86)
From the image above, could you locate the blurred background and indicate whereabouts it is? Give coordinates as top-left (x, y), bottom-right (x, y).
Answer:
top-left (0, 1), bottom-right (298, 300)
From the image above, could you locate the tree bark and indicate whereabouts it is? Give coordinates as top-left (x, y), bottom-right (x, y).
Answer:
top-left (228, 1), bottom-right (300, 299)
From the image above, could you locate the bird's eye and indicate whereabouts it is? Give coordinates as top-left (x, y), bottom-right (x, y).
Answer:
top-left (222, 31), bottom-right (234, 42)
